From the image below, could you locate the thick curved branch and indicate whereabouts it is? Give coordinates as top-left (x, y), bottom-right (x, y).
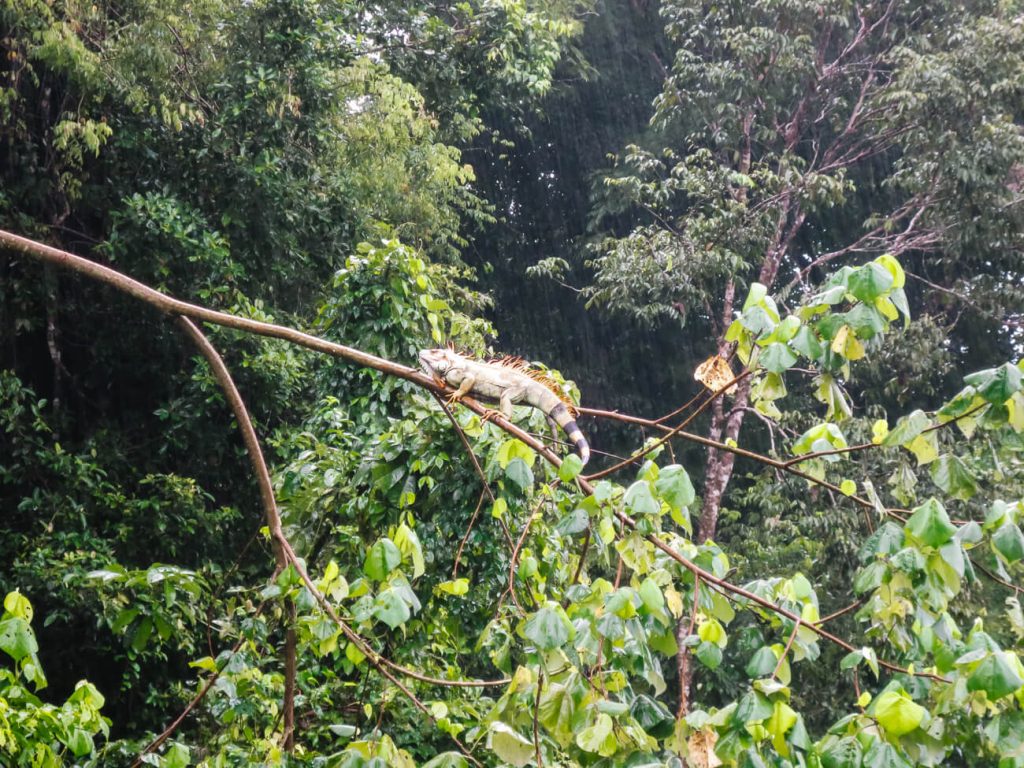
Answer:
top-left (2, 232), bottom-right (958, 693)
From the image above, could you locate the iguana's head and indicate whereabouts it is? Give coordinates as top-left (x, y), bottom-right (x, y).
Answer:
top-left (418, 348), bottom-right (460, 378)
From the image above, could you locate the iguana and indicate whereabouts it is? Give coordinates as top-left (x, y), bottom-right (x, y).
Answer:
top-left (419, 348), bottom-right (590, 466)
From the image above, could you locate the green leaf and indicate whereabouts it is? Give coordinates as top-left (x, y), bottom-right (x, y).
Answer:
top-left (790, 326), bottom-right (823, 360)
top-left (131, 617), bottom-right (153, 653)
top-left (904, 498), bottom-right (956, 548)
top-left (848, 262), bottom-right (894, 302)
top-left (373, 589), bottom-right (411, 629)
top-left (843, 303), bottom-right (886, 338)
top-left (655, 464), bottom-right (695, 510)
top-left (862, 740), bottom-right (914, 768)
top-left (873, 690), bottom-right (925, 736)
top-left (489, 722), bottom-right (534, 767)
top-left (965, 363), bottom-right (1022, 404)
top-left (820, 737), bottom-right (862, 768)
top-left (993, 523), bottom-right (1024, 563)
top-left (638, 579), bottom-right (664, 613)
top-left (0, 617), bottom-right (36, 662)
top-left (968, 653), bottom-right (1024, 700)
top-left (985, 711), bottom-right (1024, 755)
top-left (558, 453), bottom-right (584, 482)
top-left (876, 254), bottom-right (906, 288)
top-left (743, 282), bottom-right (768, 311)
top-left (767, 701), bottom-right (798, 754)
top-left (860, 522), bottom-right (905, 560)
top-left (393, 524), bottom-right (425, 579)
top-left (64, 729), bottom-right (95, 759)
top-left (436, 578), bottom-right (469, 596)
top-left (695, 641), bottom-right (723, 669)
top-left (555, 507), bottom-right (589, 535)
top-left (163, 742), bottom-right (191, 768)
top-left (735, 691), bottom-right (773, 724)
top-left (930, 454), bottom-right (977, 501)
top-left (3, 591), bottom-right (33, 621)
top-left (890, 287), bottom-right (911, 327)
top-left (761, 343), bottom-right (798, 373)
top-left (746, 646), bottom-right (777, 678)
top-left (624, 480), bottom-right (659, 516)
top-left (792, 423), bottom-right (847, 457)
top-left (576, 712), bottom-right (616, 756)
top-left (505, 458), bottom-right (534, 491)
top-left (523, 604), bottom-right (572, 651)
top-left (630, 694), bottom-right (674, 738)
top-left (906, 432), bottom-right (938, 465)
top-left (882, 410), bottom-right (930, 447)
top-left (422, 753), bottom-right (469, 768)
top-left (496, 439), bottom-right (536, 469)
top-left (364, 538), bottom-right (402, 581)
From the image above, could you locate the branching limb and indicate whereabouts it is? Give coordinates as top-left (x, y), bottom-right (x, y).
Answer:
top-left (2, 232), bottom-right (982, 711)
top-left (172, 316), bottom-right (497, 768)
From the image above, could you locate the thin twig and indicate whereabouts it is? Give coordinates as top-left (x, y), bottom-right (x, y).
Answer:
top-left (453, 488), bottom-right (488, 579)
top-left (817, 597), bottom-right (867, 625)
top-left (129, 597), bottom-right (274, 767)
top-left (533, 670), bottom-right (544, 767)
top-left (772, 619), bottom-right (801, 680)
top-left (583, 369), bottom-right (751, 482)
top-left (432, 391), bottom-right (495, 503)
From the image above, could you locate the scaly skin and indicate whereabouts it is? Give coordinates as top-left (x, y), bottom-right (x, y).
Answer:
top-left (419, 348), bottom-right (590, 466)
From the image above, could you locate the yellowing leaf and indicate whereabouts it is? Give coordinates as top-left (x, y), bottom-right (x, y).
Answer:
top-left (393, 524), bottom-right (425, 579)
top-left (686, 729), bottom-right (722, 768)
top-left (876, 253), bottom-right (906, 289)
top-left (873, 690), bottom-right (925, 736)
top-left (697, 617), bottom-right (727, 648)
top-left (576, 713), bottom-right (616, 756)
top-left (906, 432), bottom-right (938, 465)
top-left (1008, 392), bottom-right (1024, 432)
top-left (840, 480), bottom-right (857, 496)
top-left (768, 701), bottom-right (798, 756)
top-left (831, 325), bottom-right (865, 361)
top-left (489, 722), bottom-right (534, 767)
top-left (694, 355), bottom-right (738, 394)
top-left (436, 579), bottom-right (469, 596)
top-left (496, 439), bottom-right (536, 469)
top-left (665, 586), bottom-right (684, 619)
top-left (491, 498), bottom-right (508, 519)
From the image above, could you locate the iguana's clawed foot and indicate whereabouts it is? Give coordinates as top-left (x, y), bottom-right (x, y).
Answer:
top-left (480, 408), bottom-right (503, 423)
top-left (445, 392), bottom-right (464, 407)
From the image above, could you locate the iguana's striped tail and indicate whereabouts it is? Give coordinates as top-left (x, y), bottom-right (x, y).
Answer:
top-left (550, 402), bottom-right (590, 466)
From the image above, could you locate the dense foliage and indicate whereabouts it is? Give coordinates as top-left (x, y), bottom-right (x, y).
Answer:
top-left (2, 1), bottom-right (1023, 767)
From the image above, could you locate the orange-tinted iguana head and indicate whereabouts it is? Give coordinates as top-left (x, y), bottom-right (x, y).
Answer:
top-left (418, 348), bottom-right (462, 382)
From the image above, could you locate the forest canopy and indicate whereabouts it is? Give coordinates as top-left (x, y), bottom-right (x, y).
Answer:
top-left (1, 1), bottom-right (1023, 767)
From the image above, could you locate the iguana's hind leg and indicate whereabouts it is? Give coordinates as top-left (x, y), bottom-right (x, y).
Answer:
top-left (498, 386), bottom-right (527, 420)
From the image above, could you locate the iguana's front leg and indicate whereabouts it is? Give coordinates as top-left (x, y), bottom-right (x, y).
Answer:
top-left (446, 374), bottom-right (476, 406)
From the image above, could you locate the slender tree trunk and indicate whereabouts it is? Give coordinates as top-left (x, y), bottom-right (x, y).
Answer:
top-left (283, 598), bottom-right (297, 752)
top-left (675, 615), bottom-right (692, 716)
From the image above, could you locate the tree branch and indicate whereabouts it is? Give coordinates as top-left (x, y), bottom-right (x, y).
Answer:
top-left (2, 231), bottom-right (960, 702)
